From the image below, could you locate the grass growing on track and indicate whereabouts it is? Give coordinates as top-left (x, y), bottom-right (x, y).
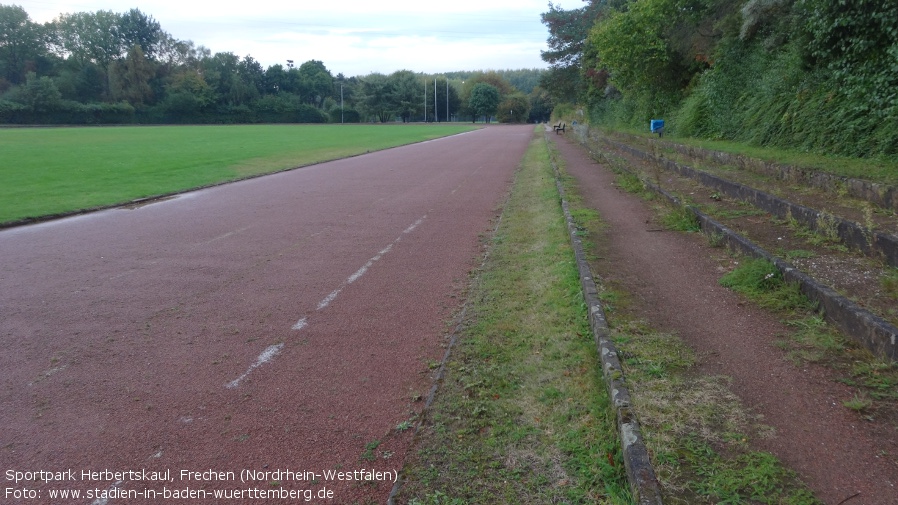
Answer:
top-left (551, 139), bottom-right (820, 505)
top-left (0, 124), bottom-right (474, 224)
top-left (719, 258), bottom-right (810, 312)
top-left (395, 132), bottom-right (630, 504)
top-left (720, 258), bottom-right (898, 413)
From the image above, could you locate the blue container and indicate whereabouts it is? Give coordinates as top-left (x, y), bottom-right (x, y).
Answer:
top-left (650, 119), bottom-right (665, 133)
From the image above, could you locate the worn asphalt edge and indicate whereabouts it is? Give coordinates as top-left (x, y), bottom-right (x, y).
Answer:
top-left (0, 128), bottom-right (480, 231)
top-left (575, 128), bottom-right (898, 361)
top-left (545, 131), bottom-right (665, 505)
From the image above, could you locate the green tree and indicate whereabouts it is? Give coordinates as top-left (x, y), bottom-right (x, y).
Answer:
top-left (494, 68), bottom-right (545, 95)
top-left (468, 82), bottom-right (500, 123)
top-left (334, 73), bottom-right (360, 109)
top-left (119, 9), bottom-right (161, 60)
top-left (471, 70), bottom-right (514, 97)
top-left (54, 11), bottom-right (124, 71)
top-left (496, 92), bottom-right (530, 123)
top-left (156, 35), bottom-right (206, 72)
top-left (0, 5), bottom-right (47, 85)
top-left (163, 69), bottom-right (214, 118)
top-left (12, 71), bottom-right (61, 113)
top-left (586, 0), bottom-right (728, 118)
top-left (54, 61), bottom-right (106, 102)
top-left (296, 59), bottom-right (333, 107)
top-left (263, 64), bottom-right (288, 95)
top-left (202, 51), bottom-right (239, 99)
top-left (109, 45), bottom-right (155, 106)
top-left (238, 56), bottom-right (265, 96)
top-left (51, 11), bottom-right (124, 96)
top-left (459, 72), bottom-right (513, 121)
top-left (589, 0), bottom-right (672, 96)
top-left (527, 86), bottom-right (554, 123)
top-left (388, 70), bottom-right (421, 122)
top-left (359, 72), bottom-right (393, 123)
top-left (540, 0), bottom-right (606, 103)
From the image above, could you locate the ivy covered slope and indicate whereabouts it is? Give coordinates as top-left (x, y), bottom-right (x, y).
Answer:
top-left (546, 0), bottom-right (898, 159)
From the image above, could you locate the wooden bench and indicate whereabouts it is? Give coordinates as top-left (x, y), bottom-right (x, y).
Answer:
top-left (553, 121), bottom-right (566, 134)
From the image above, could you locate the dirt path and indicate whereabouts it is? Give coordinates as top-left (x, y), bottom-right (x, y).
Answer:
top-left (549, 133), bottom-right (898, 505)
top-left (0, 125), bottom-right (533, 504)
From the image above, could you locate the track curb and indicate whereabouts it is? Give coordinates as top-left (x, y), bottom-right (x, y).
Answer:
top-left (545, 131), bottom-right (665, 505)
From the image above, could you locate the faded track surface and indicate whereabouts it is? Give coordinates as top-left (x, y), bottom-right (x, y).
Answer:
top-left (0, 125), bottom-right (532, 503)
top-left (550, 133), bottom-right (897, 504)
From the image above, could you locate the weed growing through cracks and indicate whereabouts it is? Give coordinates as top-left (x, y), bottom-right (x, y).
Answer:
top-left (842, 394), bottom-right (873, 412)
top-left (660, 205), bottom-right (701, 232)
top-left (719, 258), bottom-right (809, 312)
top-left (360, 440), bottom-right (380, 462)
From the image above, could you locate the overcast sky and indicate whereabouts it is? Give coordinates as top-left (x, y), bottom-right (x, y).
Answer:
top-left (17, 0), bottom-right (585, 76)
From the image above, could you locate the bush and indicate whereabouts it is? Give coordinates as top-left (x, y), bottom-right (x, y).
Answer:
top-left (551, 102), bottom-right (575, 122)
top-left (294, 104), bottom-right (327, 123)
top-left (0, 99), bottom-right (27, 123)
top-left (254, 94), bottom-right (326, 123)
top-left (0, 99), bottom-right (135, 124)
top-left (329, 108), bottom-right (360, 123)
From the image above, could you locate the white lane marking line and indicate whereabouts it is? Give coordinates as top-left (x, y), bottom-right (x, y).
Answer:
top-left (347, 243), bottom-right (391, 284)
top-left (195, 226), bottom-right (252, 247)
top-left (225, 343), bottom-right (284, 389)
top-left (291, 317), bottom-right (308, 330)
top-left (316, 243), bottom-right (388, 310)
top-left (90, 480), bottom-right (123, 505)
top-left (316, 289), bottom-right (341, 311)
top-left (226, 214), bottom-right (427, 388)
top-left (404, 217), bottom-right (425, 234)
top-left (314, 216), bottom-right (424, 311)
top-left (450, 164), bottom-right (484, 196)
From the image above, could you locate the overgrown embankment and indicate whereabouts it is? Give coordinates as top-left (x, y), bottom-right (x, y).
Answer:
top-left (559, 0), bottom-right (898, 160)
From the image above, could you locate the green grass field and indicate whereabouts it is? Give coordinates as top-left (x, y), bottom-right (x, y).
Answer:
top-left (0, 124), bottom-right (475, 224)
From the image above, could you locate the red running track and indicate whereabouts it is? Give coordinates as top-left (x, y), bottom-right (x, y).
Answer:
top-left (0, 125), bottom-right (534, 504)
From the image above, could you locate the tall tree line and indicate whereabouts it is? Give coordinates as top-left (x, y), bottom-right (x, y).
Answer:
top-left (0, 4), bottom-right (336, 123)
top-left (1, 4), bottom-right (550, 125)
